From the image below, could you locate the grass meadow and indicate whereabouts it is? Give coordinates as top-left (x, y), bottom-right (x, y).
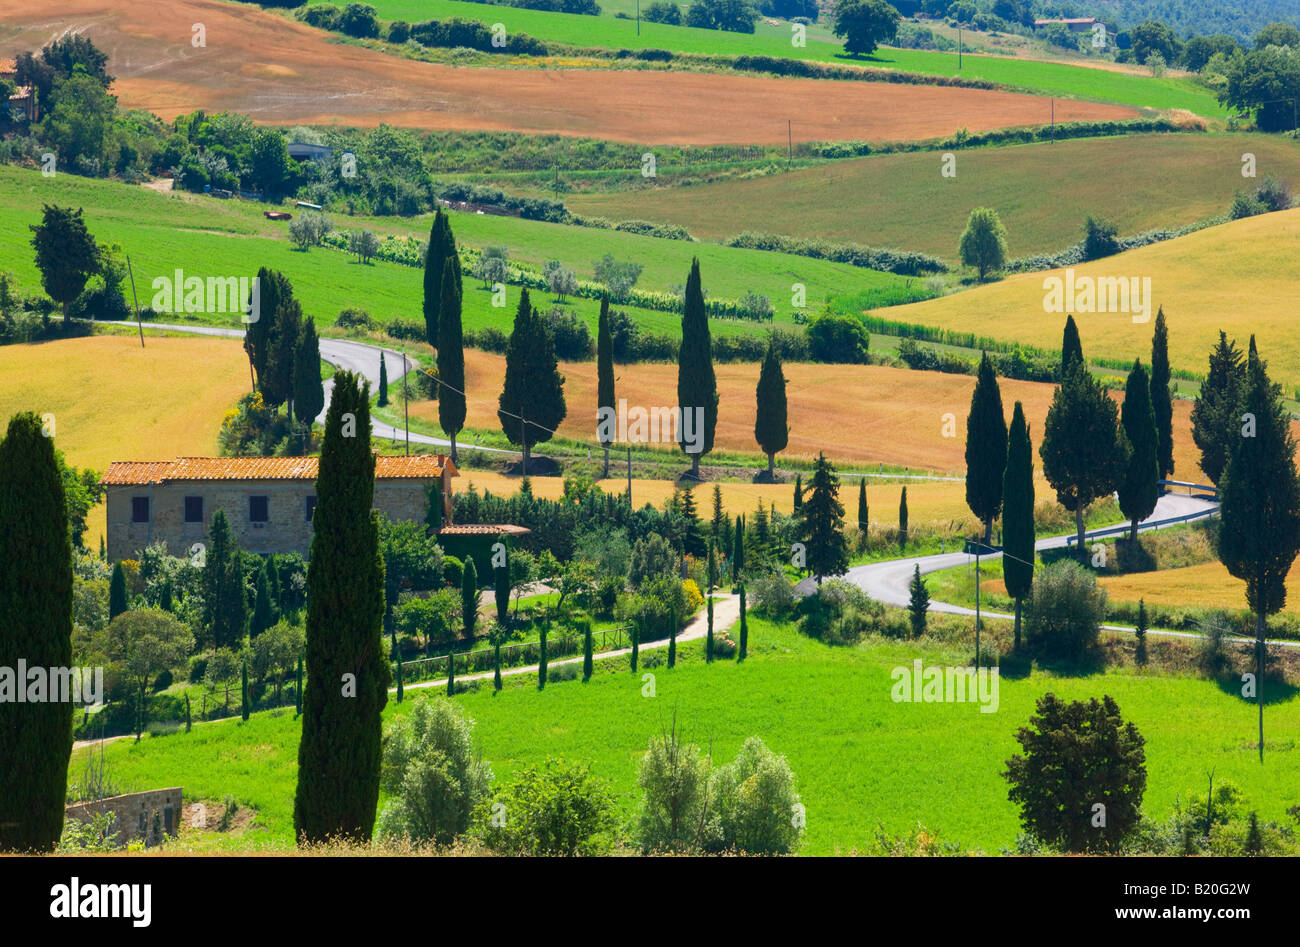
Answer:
top-left (73, 620), bottom-right (1300, 853)
top-left (0, 165), bottom-right (913, 339)
top-left (316, 0), bottom-right (1226, 116)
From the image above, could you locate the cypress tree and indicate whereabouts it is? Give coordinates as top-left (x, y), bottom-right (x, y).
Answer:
top-left (965, 352), bottom-right (1008, 544)
top-left (1041, 357), bottom-right (1128, 557)
top-left (251, 558), bottom-right (276, 638)
top-left (377, 354), bottom-right (389, 407)
top-left (295, 654), bottom-right (303, 717)
top-left (793, 473), bottom-right (803, 512)
top-left (446, 647), bottom-right (456, 697)
top-left (710, 484), bottom-right (725, 541)
top-left (99, 534), bottom-right (105, 561)
top-left (597, 295), bottom-right (615, 479)
top-left (732, 513), bottom-right (744, 584)
top-left (630, 621), bottom-right (639, 673)
top-left (738, 584), bottom-right (748, 661)
top-left (396, 648), bottom-right (404, 703)
top-left (582, 621), bottom-right (593, 681)
top-left (263, 297), bottom-right (303, 413)
top-left (185, 693), bottom-right (192, 733)
top-left (1060, 314), bottom-right (1084, 379)
top-left (461, 556), bottom-right (478, 638)
top-left (1119, 360), bottom-right (1160, 542)
top-left (1150, 307), bottom-right (1174, 482)
top-left (907, 565), bottom-right (929, 638)
top-left (706, 542), bottom-right (717, 663)
top-left (1190, 332), bottom-right (1246, 485)
top-left (294, 370), bottom-right (389, 844)
top-left (498, 289), bottom-right (566, 469)
top-left (802, 452), bottom-right (849, 585)
top-left (109, 561), bottom-right (128, 619)
top-left (1216, 341), bottom-right (1300, 763)
top-left (0, 412), bottom-right (74, 852)
top-left (538, 617), bottom-right (549, 689)
top-left (899, 487), bottom-right (909, 548)
top-left (1002, 402), bottom-right (1036, 651)
top-left (422, 210), bottom-right (452, 348)
top-left (493, 642), bottom-right (502, 692)
top-left (293, 319), bottom-right (325, 435)
top-left (667, 604), bottom-right (677, 668)
top-left (858, 479), bottom-right (868, 533)
top-left (241, 657), bottom-right (250, 722)
top-left (1245, 812), bottom-right (1263, 855)
top-left (494, 548), bottom-right (509, 624)
top-left (677, 258), bottom-right (718, 480)
top-left (1135, 599), bottom-right (1148, 666)
top-left (245, 268), bottom-right (291, 390)
top-left (754, 337), bottom-right (788, 480)
top-left (437, 257), bottom-right (467, 463)
top-left (203, 510), bottom-right (247, 651)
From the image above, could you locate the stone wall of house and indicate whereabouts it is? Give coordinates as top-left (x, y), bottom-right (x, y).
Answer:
top-left (65, 788), bottom-right (183, 848)
top-left (106, 478), bottom-right (437, 562)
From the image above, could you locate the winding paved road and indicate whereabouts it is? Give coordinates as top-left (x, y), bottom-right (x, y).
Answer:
top-left (137, 321), bottom-right (515, 454)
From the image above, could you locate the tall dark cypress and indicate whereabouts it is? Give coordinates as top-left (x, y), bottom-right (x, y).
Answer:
top-left (263, 297), bottom-right (303, 413)
top-left (109, 561), bottom-right (128, 619)
top-left (582, 621), bottom-right (593, 682)
top-left (801, 452), bottom-right (849, 585)
top-left (538, 618), bottom-right (549, 689)
top-left (737, 584), bottom-right (748, 662)
top-left (446, 647), bottom-right (456, 697)
top-left (1119, 360), bottom-right (1160, 542)
top-left (294, 371), bottom-right (389, 844)
top-left (731, 513), bottom-right (744, 584)
top-left (1149, 307), bottom-right (1174, 482)
top-left (1216, 341), bottom-right (1300, 762)
top-left (1002, 401), bottom-right (1036, 651)
top-left (251, 558), bottom-right (276, 638)
top-left (899, 487), bottom-right (909, 548)
top-left (437, 258), bottom-right (467, 463)
top-left (461, 557), bottom-right (478, 638)
top-left (203, 510), bottom-right (246, 651)
top-left (422, 210), bottom-right (447, 348)
top-left (754, 337), bottom-right (788, 480)
top-left (241, 657), bottom-right (250, 722)
top-left (706, 542), bottom-right (717, 663)
top-left (793, 473), bottom-right (803, 512)
top-left (1190, 332), bottom-right (1246, 486)
top-left (377, 354), bottom-right (389, 408)
top-left (965, 352), bottom-right (1008, 544)
top-left (0, 412), bottom-right (74, 852)
top-left (677, 258), bottom-right (718, 480)
top-left (245, 268), bottom-right (291, 391)
top-left (295, 654), bottom-right (303, 717)
top-left (498, 289), bottom-right (566, 468)
top-left (293, 319), bottom-right (325, 434)
top-left (597, 295), bottom-right (615, 479)
top-left (1060, 314), bottom-right (1084, 379)
top-left (858, 479), bottom-right (868, 533)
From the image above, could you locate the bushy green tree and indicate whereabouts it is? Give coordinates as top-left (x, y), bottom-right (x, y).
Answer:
top-left (29, 204), bottom-right (98, 318)
top-left (1004, 693), bottom-right (1146, 853)
top-left (376, 697), bottom-right (492, 845)
top-left (637, 718), bottom-right (713, 853)
top-left (1025, 560), bottom-right (1107, 662)
top-left (472, 759), bottom-right (619, 855)
top-left (833, 0), bottom-right (901, 56)
top-left (958, 207), bottom-right (1007, 282)
top-left (907, 565), bottom-right (929, 638)
top-left (707, 736), bottom-right (803, 855)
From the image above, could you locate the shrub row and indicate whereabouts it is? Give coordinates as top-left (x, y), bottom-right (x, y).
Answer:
top-left (726, 231), bottom-right (948, 276)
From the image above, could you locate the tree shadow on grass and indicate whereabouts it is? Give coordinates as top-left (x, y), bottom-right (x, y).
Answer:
top-left (1213, 674), bottom-right (1300, 706)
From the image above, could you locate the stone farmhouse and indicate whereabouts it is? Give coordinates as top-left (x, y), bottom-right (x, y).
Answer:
top-left (101, 454), bottom-right (457, 562)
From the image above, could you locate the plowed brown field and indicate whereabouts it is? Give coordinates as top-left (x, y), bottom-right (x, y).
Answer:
top-left (0, 0), bottom-right (1137, 142)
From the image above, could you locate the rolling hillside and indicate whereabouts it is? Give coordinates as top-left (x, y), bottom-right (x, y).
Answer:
top-left (886, 208), bottom-right (1300, 386)
top-left (560, 133), bottom-right (1300, 261)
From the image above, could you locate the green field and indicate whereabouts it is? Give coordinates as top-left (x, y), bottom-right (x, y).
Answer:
top-left (558, 133), bottom-right (1300, 261)
top-left (312, 0), bottom-right (1228, 116)
top-left (77, 620), bottom-right (1300, 853)
top-left (0, 165), bottom-right (916, 338)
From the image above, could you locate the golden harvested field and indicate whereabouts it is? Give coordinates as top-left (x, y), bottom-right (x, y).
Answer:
top-left (0, 336), bottom-right (252, 549)
top-left (1100, 561), bottom-right (1300, 615)
top-left (456, 470), bottom-right (979, 531)
top-left (418, 349), bottom-right (1209, 478)
top-left (888, 209), bottom-right (1300, 387)
top-left (0, 0), bottom-right (1135, 143)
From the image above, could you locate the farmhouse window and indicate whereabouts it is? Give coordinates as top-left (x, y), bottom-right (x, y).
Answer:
top-left (305, 495), bottom-right (317, 524)
top-left (249, 495), bottom-right (269, 523)
top-left (131, 496), bottom-right (150, 523)
top-left (184, 496), bottom-right (204, 523)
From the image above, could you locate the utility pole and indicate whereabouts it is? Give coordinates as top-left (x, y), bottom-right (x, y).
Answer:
top-left (637, 0), bottom-right (640, 35)
top-left (974, 539), bottom-right (982, 671)
top-left (1051, 98), bottom-right (1055, 143)
top-left (958, 26), bottom-right (962, 70)
top-left (401, 347), bottom-right (410, 457)
top-left (787, 119), bottom-right (792, 171)
top-left (126, 255), bottom-right (144, 349)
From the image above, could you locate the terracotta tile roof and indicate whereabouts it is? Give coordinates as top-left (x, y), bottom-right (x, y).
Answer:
top-left (101, 455), bottom-right (457, 485)
top-left (0, 59), bottom-right (16, 75)
top-left (438, 524), bottom-right (532, 536)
